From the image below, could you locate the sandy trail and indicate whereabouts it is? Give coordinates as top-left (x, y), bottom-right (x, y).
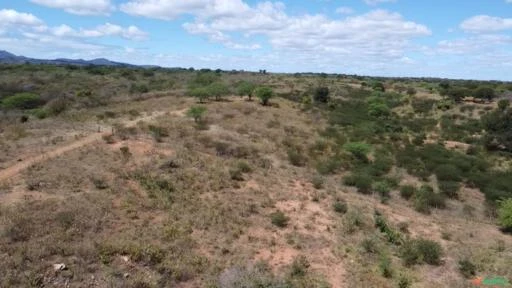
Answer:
top-left (0, 110), bottom-right (168, 183)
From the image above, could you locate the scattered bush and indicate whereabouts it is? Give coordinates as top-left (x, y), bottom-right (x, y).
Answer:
top-left (187, 106), bottom-right (207, 123)
top-left (379, 254), bottom-right (393, 278)
top-left (373, 181), bottom-right (391, 201)
top-left (361, 236), bottom-right (379, 254)
top-left (438, 181), bottom-right (460, 199)
top-left (497, 198), bottom-right (512, 232)
top-left (255, 86), bottom-right (274, 106)
top-left (1, 93), bottom-right (44, 109)
top-left (313, 86), bottom-right (330, 103)
top-left (458, 259), bottom-right (477, 278)
top-left (413, 185), bottom-right (445, 214)
top-left (311, 175), bottom-right (324, 189)
top-left (344, 142), bottom-right (371, 162)
top-left (400, 185), bottom-right (416, 200)
top-left (289, 255), bottom-right (310, 277)
top-left (343, 210), bottom-right (365, 234)
top-left (333, 200), bottom-right (348, 214)
top-left (400, 238), bottom-right (443, 266)
top-left (287, 148), bottom-right (307, 167)
top-left (270, 211), bottom-right (289, 228)
top-left (343, 173), bottom-right (373, 194)
top-left (397, 274), bottom-right (412, 288)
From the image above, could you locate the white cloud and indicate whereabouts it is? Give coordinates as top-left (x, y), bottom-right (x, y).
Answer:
top-left (120, 0), bottom-right (250, 20)
top-left (0, 9), bottom-right (44, 27)
top-left (51, 23), bottom-right (147, 41)
top-left (124, 0), bottom-right (429, 59)
top-left (363, 0), bottom-right (397, 6)
top-left (336, 7), bottom-right (354, 14)
top-left (460, 15), bottom-right (512, 33)
top-left (31, 0), bottom-right (114, 15)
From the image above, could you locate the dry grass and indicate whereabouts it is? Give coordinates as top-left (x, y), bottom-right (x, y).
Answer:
top-left (1, 72), bottom-right (511, 288)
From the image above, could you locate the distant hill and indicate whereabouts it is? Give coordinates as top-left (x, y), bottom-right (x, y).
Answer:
top-left (0, 50), bottom-right (139, 67)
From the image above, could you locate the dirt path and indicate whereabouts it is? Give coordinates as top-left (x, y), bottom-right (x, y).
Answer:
top-left (0, 110), bottom-right (169, 183)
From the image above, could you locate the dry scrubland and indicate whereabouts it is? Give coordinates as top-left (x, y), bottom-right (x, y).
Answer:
top-left (0, 65), bottom-right (512, 287)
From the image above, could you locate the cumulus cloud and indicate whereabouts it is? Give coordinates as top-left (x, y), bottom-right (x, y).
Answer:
top-left (52, 23), bottom-right (147, 41)
top-left (0, 9), bottom-right (44, 27)
top-left (363, 0), bottom-right (397, 6)
top-left (120, 0), bottom-right (250, 20)
top-left (121, 1), bottom-right (429, 60)
top-left (460, 15), bottom-right (512, 33)
top-left (336, 7), bottom-right (354, 14)
top-left (31, 0), bottom-right (114, 15)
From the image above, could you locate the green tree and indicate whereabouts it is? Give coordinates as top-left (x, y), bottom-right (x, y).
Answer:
top-left (482, 107), bottom-right (512, 152)
top-left (498, 198), bottom-right (512, 232)
top-left (313, 86), bottom-right (330, 103)
top-left (187, 106), bottom-right (207, 123)
top-left (474, 87), bottom-right (496, 101)
top-left (498, 99), bottom-right (510, 111)
top-left (406, 87), bottom-right (417, 96)
top-left (255, 86), bottom-right (274, 106)
top-left (372, 81), bottom-right (386, 92)
top-left (208, 82), bottom-right (230, 101)
top-left (237, 81), bottom-right (256, 101)
top-left (188, 87), bottom-right (209, 103)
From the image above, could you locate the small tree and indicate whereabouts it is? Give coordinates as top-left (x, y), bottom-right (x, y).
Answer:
top-left (313, 86), bottom-right (330, 103)
top-left (187, 106), bottom-right (207, 123)
top-left (406, 87), bottom-right (417, 96)
top-left (498, 198), bottom-right (512, 232)
top-left (208, 82), bottom-right (230, 101)
top-left (189, 87), bottom-right (209, 103)
top-left (498, 99), bottom-right (510, 111)
top-left (372, 81), bottom-right (386, 92)
top-left (255, 86), bottom-right (274, 106)
top-left (237, 81), bottom-right (256, 101)
top-left (474, 87), bottom-right (495, 101)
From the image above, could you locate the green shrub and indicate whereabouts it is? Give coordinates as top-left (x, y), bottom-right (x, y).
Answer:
top-left (373, 181), bottom-right (391, 201)
top-left (270, 211), bottom-right (289, 228)
top-left (397, 274), bottom-right (412, 288)
top-left (32, 108), bottom-right (49, 119)
top-left (413, 185), bottom-right (446, 214)
top-left (315, 156), bottom-right (343, 175)
top-left (1, 93), bottom-right (44, 109)
top-left (333, 200), bottom-right (348, 214)
top-left (287, 148), bottom-right (307, 167)
top-left (187, 106), bottom-right (207, 123)
top-left (344, 142), bottom-right (371, 162)
top-left (458, 259), bottom-right (477, 278)
top-left (400, 185), bottom-right (416, 200)
top-left (438, 181), bottom-right (460, 199)
top-left (434, 164), bottom-right (462, 182)
top-left (361, 237), bottom-right (379, 254)
top-left (255, 86), bottom-right (274, 106)
top-left (311, 175), bottom-right (324, 189)
top-left (289, 255), bottom-right (310, 277)
top-left (379, 254), bottom-right (393, 278)
top-left (497, 198), bottom-right (512, 232)
top-left (343, 173), bottom-right (373, 194)
top-left (400, 238), bottom-right (443, 266)
top-left (374, 211), bottom-right (403, 245)
top-left (343, 210), bottom-right (365, 234)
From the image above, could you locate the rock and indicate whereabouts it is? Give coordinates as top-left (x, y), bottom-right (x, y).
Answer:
top-left (123, 273), bottom-right (130, 278)
top-left (121, 256), bottom-right (130, 262)
top-left (53, 263), bottom-right (67, 271)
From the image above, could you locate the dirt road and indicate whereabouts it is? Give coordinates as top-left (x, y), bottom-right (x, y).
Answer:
top-left (0, 111), bottom-right (168, 182)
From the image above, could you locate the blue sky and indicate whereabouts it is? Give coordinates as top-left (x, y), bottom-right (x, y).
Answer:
top-left (0, 0), bottom-right (511, 80)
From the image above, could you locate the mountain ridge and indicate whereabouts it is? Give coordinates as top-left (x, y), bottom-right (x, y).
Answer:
top-left (0, 50), bottom-right (139, 67)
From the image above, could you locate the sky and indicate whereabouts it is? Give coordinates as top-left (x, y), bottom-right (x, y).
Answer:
top-left (0, 1), bottom-right (512, 80)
